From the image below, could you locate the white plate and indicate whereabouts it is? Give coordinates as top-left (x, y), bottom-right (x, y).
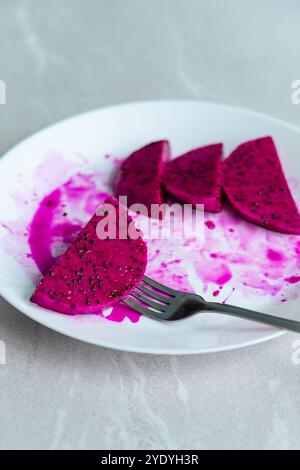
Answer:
top-left (2, 100), bottom-right (300, 354)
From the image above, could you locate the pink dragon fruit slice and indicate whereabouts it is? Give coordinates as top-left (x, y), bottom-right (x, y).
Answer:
top-left (223, 136), bottom-right (300, 234)
top-left (31, 197), bottom-right (147, 315)
top-left (115, 140), bottom-right (171, 213)
top-left (163, 143), bottom-right (223, 212)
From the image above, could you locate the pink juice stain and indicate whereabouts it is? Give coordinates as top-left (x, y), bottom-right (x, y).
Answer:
top-left (285, 276), bottom-right (300, 284)
top-left (28, 189), bottom-right (62, 274)
top-left (3, 152), bottom-right (300, 324)
top-left (267, 248), bottom-right (285, 262)
top-left (205, 220), bottom-right (215, 230)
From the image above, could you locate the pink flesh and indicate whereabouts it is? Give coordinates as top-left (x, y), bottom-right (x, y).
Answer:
top-left (30, 197), bottom-right (147, 315)
top-left (223, 136), bottom-right (300, 235)
top-left (163, 144), bottom-right (223, 212)
top-left (115, 140), bottom-right (171, 213)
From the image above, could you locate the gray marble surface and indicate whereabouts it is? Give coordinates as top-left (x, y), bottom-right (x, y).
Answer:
top-left (1, 0), bottom-right (300, 450)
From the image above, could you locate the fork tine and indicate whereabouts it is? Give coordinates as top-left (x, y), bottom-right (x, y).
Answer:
top-left (142, 276), bottom-right (177, 296)
top-left (124, 298), bottom-right (161, 319)
top-left (138, 284), bottom-right (171, 304)
top-left (131, 291), bottom-right (166, 312)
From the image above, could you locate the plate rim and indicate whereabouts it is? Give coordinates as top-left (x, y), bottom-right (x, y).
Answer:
top-left (3, 98), bottom-right (300, 165)
top-left (0, 291), bottom-right (287, 354)
top-left (0, 99), bottom-right (295, 354)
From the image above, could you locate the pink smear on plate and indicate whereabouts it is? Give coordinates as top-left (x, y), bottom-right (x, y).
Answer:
top-left (2, 152), bottom-right (300, 324)
top-left (267, 249), bottom-right (286, 262)
top-left (205, 220), bottom-right (216, 230)
top-left (285, 276), bottom-right (300, 284)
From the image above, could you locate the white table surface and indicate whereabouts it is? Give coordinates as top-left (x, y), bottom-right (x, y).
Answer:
top-left (1, 0), bottom-right (300, 450)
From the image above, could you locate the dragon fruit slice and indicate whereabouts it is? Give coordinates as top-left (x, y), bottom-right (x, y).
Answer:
top-left (31, 197), bottom-right (147, 315)
top-left (115, 140), bottom-right (171, 213)
top-left (223, 136), bottom-right (300, 234)
top-left (163, 143), bottom-right (223, 212)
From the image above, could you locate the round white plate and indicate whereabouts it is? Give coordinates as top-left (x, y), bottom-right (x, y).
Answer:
top-left (2, 100), bottom-right (300, 354)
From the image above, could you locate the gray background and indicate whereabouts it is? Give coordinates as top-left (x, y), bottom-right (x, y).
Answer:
top-left (0, 0), bottom-right (300, 450)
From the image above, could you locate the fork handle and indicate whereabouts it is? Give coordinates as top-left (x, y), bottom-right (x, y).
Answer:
top-left (207, 302), bottom-right (300, 333)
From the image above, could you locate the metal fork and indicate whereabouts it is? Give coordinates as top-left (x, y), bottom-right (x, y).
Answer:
top-left (124, 276), bottom-right (300, 333)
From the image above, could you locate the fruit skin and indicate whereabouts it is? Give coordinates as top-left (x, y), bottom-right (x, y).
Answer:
top-left (30, 197), bottom-right (147, 315)
top-left (115, 140), bottom-right (171, 213)
top-left (223, 136), bottom-right (300, 235)
top-left (163, 143), bottom-right (223, 213)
